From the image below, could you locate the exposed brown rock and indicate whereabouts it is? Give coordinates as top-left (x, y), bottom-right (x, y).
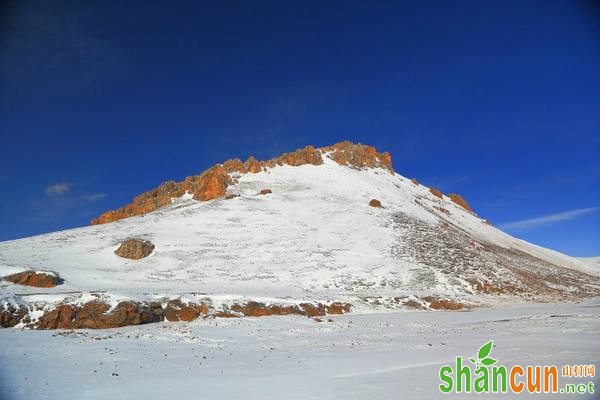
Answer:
top-left (429, 187), bottom-right (443, 199)
top-left (269, 145), bottom-right (323, 167)
top-left (231, 301), bottom-right (269, 317)
top-left (91, 141), bottom-right (394, 225)
top-left (448, 193), bottom-right (472, 212)
top-left (322, 141), bottom-right (393, 172)
top-left (325, 302), bottom-right (352, 314)
top-left (114, 239), bottom-right (155, 260)
top-left (224, 194), bottom-right (239, 200)
top-left (3, 270), bottom-right (59, 288)
top-left (69, 301), bottom-right (110, 329)
top-left (213, 311), bottom-right (239, 318)
top-left (422, 296), bottom-right (465, 311)
top-left (244, 156), bottom-right (262, 173)
top-left (266, 304), bottom-right (303, 315)
top-left (411, 178), bottom-right (418, 185)
top-left (222, 158), bottom-right (247, 173)
top-left (369, 199), bottom-right (382, 208)
top-left (186, 165), bottom-right (231, 201)
top-left (91, 181), bottom-right (184, 225)
top-left (69, 300), bottom-right (164, 329)
top-left (35, 304), bottom-right (79, 329)
top-left (259, 189), bottom-right (272, 195)
top-left (165, 299), bottom-right (207, 322)
top-left (299, 303), bottom-right (327, 317)
top-left (0, 304), bottom-right (28, 328)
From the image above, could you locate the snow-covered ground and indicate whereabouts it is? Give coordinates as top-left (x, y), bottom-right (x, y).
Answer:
top-left (1, 301), bottom-right (598, 400)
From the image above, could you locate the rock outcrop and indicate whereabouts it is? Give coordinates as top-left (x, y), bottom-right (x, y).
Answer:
top-left (3, 271), bottom-right (60, 288)
top-left (114, 239), bottom-right (155, 260)
top-left (0, 299), bottom-right (354, 329)
top-left (91, 142), bottom-right (394, 225)
top-left (0, 303), bottom-right (28, 328)
top-left (69, 301), bottom-right (164, 329)
top-left (35, 304), bottom-right (79, 329)
top-left (165, 299), bottom-right (208, 322)
top-left (259, 189), bottom-right (272, 195)
top-left (422, 296), bottom-right (465, 310)
top-left (448, 193), bottom-right (472, 212)
top-left (429, 187), bottom-right (443, 199)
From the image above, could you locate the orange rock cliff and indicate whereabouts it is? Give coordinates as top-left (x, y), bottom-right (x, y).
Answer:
top-left (90, 141), bottom-right (473, 225)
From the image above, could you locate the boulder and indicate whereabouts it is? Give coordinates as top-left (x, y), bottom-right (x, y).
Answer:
top-left (259, 189), bottom-right (272, 195)
top-left (3, 270), bottom-right (60, 288)
top-left (369, 199), bottom-right (383, 208)
top-left (114, 239), bottom-right (155, 260)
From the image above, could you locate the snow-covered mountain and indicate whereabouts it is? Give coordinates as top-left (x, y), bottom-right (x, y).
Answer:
top-left (1, 142), bottom-right (599, 329)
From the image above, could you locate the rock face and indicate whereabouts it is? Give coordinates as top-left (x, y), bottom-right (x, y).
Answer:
top-left (448, 193), bottom-right (472, 212)
top-left (165, 299), bottom-right (208, 322)
top-left (369, 199), bottom-right (382, 208)
top-left (0, 304), bottom-right (28, 327)
top-left (70, 301), bottom-right (164, 329)
top-left (1, 299), bottom-right (353, 329)
top-left (3, 271), bottom-right (59, 288)
top-left (91, 141), bottom-right (394, 225)
top-left (36, 304), bottom-right (79, 329)
top-left (114, 239), bottom-right (155, 260)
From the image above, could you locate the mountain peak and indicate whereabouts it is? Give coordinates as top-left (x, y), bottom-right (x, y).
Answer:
top-left (91, 141), bottom-right (393, 225)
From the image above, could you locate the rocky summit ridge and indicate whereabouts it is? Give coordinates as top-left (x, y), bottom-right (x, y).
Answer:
top-left (91, 141), bottom-right (393, 225)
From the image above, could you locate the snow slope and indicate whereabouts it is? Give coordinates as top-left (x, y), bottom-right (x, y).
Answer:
top-left (0, 157), bottom-right (599, 310)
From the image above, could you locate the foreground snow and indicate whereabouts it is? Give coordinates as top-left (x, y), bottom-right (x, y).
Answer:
top-left (1, 301), bottom-right (598, 400)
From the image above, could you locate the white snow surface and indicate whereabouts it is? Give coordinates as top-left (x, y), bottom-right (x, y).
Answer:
top-left (0, 158), bottom-right (598, 308)
top-left (1, 301), bottom-right (598, 400)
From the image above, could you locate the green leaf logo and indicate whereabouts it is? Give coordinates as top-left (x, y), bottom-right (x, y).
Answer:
top-left (470, 340), bottom-right (496, 369)
top-left (478, 340), bottom-right (493, 359)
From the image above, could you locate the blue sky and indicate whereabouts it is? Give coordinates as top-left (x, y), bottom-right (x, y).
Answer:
top-left (0, 0), bottom-right (599, 256)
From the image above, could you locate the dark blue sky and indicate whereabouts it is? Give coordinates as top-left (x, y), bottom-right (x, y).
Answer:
top-left (1, 0), bottom-right (599, 256)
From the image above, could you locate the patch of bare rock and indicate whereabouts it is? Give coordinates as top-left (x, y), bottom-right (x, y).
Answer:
top-left (448, 193), bottom-right (472, 212)
top-left (114, 239), bottom-right (155, 260)
top-left (258, 189), bottom-right (272, 195)
top-left (3, 270), bottom-right (60, 288)
top-left (369, 199), bottom-right (383, 208)
top-left (0, 299), bottom-right (354, 329)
